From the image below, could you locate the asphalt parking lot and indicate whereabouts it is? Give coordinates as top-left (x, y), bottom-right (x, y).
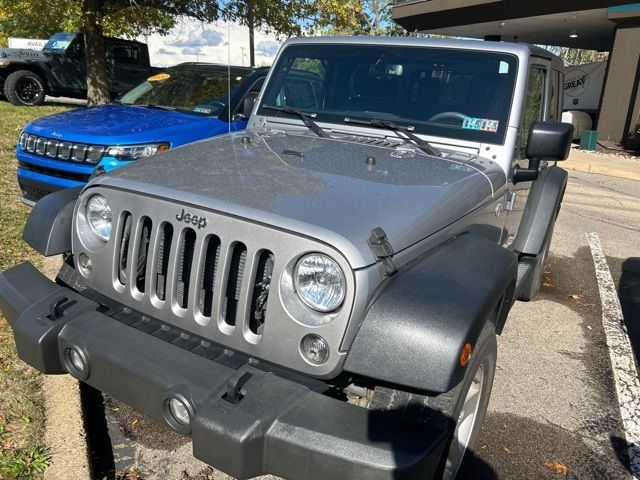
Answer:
top-left (87, 169), bottom-right (640, 480)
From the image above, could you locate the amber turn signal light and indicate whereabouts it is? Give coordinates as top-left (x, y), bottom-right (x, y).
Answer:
top-left (460, 343), bottom-right (473, 367)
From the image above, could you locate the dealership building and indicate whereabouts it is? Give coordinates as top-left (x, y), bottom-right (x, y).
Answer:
top-left (392, 0), bottom-right (640, 146)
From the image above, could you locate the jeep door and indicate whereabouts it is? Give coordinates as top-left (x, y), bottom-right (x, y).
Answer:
top-left (503, 60), bottom-right (562, 243)
top-left (49, 34), bottom-right (86, 94)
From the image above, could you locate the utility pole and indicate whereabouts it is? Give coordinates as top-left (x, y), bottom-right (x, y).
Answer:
top-left (248, 0), bottom-right (255, 67)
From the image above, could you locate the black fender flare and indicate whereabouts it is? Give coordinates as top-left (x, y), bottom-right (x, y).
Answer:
top-left (344, 233), bottom-right (517, 394)
top-left (23, 187), bottom-right (82, 256)
top-left (512, 166), bottom-right (568, 256)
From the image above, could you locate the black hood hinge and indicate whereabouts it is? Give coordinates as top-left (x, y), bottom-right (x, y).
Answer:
top-left (368, 227), bottom-right (398, 276)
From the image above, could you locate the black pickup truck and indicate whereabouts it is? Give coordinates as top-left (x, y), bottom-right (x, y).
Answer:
top-left (0, 32), bottom-right (155, 106)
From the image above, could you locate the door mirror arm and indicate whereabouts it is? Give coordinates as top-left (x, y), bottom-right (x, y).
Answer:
top-left (512, 159), bottom-right (540, 184)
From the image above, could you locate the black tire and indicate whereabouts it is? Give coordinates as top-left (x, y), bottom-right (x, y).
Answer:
top-left (367, 322), bottom-right (497, 479)
top-left (4, 70), bottom-right (46, 106)
top-left (518, 225), bottom-right (553, 301)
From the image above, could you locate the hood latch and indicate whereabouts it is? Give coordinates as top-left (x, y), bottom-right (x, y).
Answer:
top-left (368, 227), bottom-right (398, 276)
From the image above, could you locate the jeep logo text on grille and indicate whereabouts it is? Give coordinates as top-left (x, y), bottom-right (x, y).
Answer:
top-left (176, 209), bottom-right (208, 229)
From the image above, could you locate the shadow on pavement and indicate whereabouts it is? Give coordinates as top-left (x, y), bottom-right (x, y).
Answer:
top-left (610, 435), bottom-right (639, 477)
top-left (366, 401), bottom-right (497, 480)
top-left (619, 257), bottom-right (640, 369)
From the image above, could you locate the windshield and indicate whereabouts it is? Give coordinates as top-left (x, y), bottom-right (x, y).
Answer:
top-left (258, 44), bottom-right (519, 144)
top-left (43, 32), bottom-right (76, 52)
top-left (118, 67), bottom-right (253, 116)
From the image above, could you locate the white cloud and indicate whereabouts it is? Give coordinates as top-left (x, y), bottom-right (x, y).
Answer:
top-left (157, 47), bottom-right (176, 55)
top-left (181, 46), bottom-right (203, 55)
top-left (171, 28), bottom-right (224, 48)
top-left (139, 17), bottom-right (285, 68)
top-left (256, 40), bottom-right (281, 57)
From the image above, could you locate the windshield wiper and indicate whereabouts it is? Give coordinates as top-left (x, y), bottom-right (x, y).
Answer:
top-left (140, 104), bottom-right (176, 111)
top-left (343, 117), bottom-right (442, 157)
top-left (262, 105), bottom-right (331, 139)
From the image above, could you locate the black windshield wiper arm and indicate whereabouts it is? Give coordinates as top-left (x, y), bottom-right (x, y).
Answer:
top-left (262, 105), bottom-right (331, 138)
top-left (343, 117), bottom-right (442, 157)
top-left (141, 104), bottom-right (176, 111)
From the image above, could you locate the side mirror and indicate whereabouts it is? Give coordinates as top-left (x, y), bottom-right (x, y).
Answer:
top-left (242, 93), bottom-right (258, 119)
top-left (526, 121), bottom-right (574, 161)
top-left (514, 121), bottom-right (574, 183)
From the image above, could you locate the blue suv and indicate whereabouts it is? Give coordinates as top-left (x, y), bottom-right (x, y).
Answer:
top-left (16, 63), bottom-right (268, 205)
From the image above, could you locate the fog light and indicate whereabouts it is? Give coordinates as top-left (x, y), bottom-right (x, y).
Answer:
top-left (169, 398), bottom-right (191, 426)
top-left (69, 349), bottom-right (83, 371)
top-left (300, 334), bottom-right (330, 365)
top-left (63, 346), bottom-right (89, 380)
top-left (163, 394), bottom-right (194, 434)
top-left (78, 253), bottom-right (92, 277)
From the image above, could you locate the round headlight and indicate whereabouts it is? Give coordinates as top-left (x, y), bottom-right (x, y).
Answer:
top-left (294, 254), bottom-right (345, 312)
top-left (86, 195), bottom-right (112, 241)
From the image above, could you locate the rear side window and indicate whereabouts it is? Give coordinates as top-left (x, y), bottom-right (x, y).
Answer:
top-left (113, 43), bottom-right (140, 64)
top-left (520, 66), bottom-right (546, 156)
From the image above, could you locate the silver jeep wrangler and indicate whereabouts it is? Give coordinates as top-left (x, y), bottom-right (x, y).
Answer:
top-left (0, 37), bottom-right (573, 480)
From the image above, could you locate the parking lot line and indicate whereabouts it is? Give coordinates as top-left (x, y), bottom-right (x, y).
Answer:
top-left (587, 232), bottom-right (640, 479)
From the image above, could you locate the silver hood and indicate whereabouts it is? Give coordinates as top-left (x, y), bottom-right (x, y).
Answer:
top-left (94, 131), bottom-right (505, 269)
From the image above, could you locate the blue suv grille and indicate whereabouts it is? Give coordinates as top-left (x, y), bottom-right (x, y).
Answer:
top-left (19, 133), bottom-right (105, 164)
top-left (18, 161), bottom-right (91, 183)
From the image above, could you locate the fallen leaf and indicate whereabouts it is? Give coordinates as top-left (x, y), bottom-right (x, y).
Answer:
top-left (545, 460), bottom-right (568, 475)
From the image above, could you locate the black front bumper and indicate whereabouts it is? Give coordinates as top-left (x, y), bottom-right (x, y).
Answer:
top-left (0, 262), bottom-right (449, 480)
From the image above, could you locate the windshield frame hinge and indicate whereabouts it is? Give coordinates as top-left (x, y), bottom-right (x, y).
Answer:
top-left (368, 227), bottom-right (398, 276)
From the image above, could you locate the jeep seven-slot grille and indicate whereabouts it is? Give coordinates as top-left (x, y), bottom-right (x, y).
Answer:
top-left (115, 211), bottom-right (274, 341)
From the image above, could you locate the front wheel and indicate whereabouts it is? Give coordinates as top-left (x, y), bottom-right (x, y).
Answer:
top-left (4, 70), bottom-right (46, 106)
top-left (367, 322), bottom-right (497, 479)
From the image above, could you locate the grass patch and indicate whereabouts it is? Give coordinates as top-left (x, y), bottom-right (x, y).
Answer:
top-left (0, 101), bottom-right (71, 479)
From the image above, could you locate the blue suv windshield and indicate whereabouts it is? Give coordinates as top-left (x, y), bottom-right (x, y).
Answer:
top-left (258, 44), bottom-right (519, 143)
top-left (118, 67), bottom-right (252, 116)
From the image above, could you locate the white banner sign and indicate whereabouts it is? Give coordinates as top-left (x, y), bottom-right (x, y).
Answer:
top-left (563, 61), bottom-right (607, 112)
top-left (8, 38), bottom-right (47, 50)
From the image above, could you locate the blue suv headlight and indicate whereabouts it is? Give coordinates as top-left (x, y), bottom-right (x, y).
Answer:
top-left (106, 143), bottom-right (169, 160)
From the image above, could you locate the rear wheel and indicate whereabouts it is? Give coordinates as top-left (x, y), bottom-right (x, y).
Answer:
top-left (367, 322), bottom-right (497, 479)
top-left (4, 70), bottom-right (46, 106)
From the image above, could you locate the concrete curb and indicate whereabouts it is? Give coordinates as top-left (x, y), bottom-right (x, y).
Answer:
top-left (564, 150), bottom-right (640, 182)
top-left (42, 376), bottom-right (91, 480)
top-left (41, 256), bottom-right (91, 480)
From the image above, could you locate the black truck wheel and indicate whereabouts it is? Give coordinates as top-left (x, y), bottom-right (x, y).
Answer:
top-left (4, 70), bottom-right (46, 106)
top-left (367, 322), bottom-right (497, 479)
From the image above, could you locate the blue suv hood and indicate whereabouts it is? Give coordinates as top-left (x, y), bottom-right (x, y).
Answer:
top-left (25, 103), bottom-right (230, 145)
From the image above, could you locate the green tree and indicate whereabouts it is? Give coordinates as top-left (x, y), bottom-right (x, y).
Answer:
top-left (542, 45), bottom-right (608, 66)
top-left (314, 0), bottom-right (409, 36)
